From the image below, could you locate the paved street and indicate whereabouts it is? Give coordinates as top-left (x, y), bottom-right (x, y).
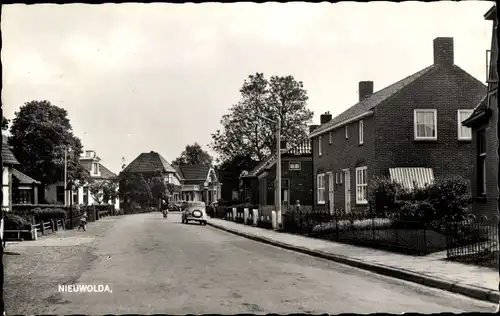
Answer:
top-left (5, 212), bottom-right (497, 314)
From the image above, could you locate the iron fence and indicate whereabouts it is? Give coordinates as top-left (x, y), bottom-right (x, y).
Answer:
top-left (282, 208), bottom-right (450, 255)
top-left (445, 214), bottom-right (499, 268)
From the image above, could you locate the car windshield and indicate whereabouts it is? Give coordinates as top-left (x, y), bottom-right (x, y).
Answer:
top-left (188, 201), bottom-right (205, 207)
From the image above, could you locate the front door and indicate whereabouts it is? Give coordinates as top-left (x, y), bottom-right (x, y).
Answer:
top-left (328, 172), bottom-right (334, 214)
top-left (343, 169), bottom-right (351, 212)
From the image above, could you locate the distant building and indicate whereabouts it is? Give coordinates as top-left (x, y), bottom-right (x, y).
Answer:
top-left (173, 164), bottom-right (220, 203)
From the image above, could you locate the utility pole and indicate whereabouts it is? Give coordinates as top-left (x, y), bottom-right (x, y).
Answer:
top-left (276, 117), bottom-right (282, 228)
top-left (257, 114), bottom-right (282, 229)
top-left (64, 146), bottom-right (68, 206)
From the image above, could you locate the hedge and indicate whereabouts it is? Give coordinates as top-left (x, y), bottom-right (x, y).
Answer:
top-left (32, 207), bottom-right (66, 221)
top-left (4, 213), bottom-right (29, 230)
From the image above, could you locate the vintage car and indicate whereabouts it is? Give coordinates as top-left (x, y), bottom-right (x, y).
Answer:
top-left (181, 201), bottom-right (207, 225)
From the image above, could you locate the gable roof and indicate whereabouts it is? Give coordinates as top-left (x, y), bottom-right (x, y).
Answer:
top-left (172, 164), bottom-right (212, 180)
top-left (12, 168), bottom-right (41, 184)
top-left (82, 163), bottom-right (117, 180)
top-left (123, 151), bottom-right (176, 174)
top-left (309, 65), bottom-right (438, 138)
top-left (243, 138), bottom-right (312, 178)
top-left (2, 134), bottom-right (20, 165)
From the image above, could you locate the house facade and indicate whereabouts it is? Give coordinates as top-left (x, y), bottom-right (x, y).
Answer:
top-left (122, 151), bottom-right (182, 203)
top-left (240, 137), bottom-right (313, 207)
top-left (463, 5), bottom-right (498, 218)
top-left (45, 149), bottom-right (120, 210)
top-left (2, 135), bottom-right (20, 212)
top-left (173, 164), bottom-right (220, 204)
top-left (309, 37), bottom-right (487, 213)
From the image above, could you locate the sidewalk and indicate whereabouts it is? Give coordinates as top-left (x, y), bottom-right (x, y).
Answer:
top-left (208, 218), bottom-right (499, 303)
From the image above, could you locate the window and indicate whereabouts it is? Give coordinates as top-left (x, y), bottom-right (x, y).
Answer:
top-left (92, 163), bottom-right (99, 175)
top-left (318, 136), bottom-right (322, 156)
top-left (477, 130), bottom-right (486, 196)
top-left (355, 166), bottom-right (368, 204)
top-left (56, 186), bottom-right (65, 204)
top-left (358, 120), bottom-right (364, 145)
top-left (317, 173), bottom-right (325, 204)
top-left (83, 187), bottom-right (89, 205)
top-left (167, 173), bottom-right (173, 183)
top-left (335, 172), bottom-right (339, 184)
top-left (73, 189), bottom-right (79, 204)
top-left (289, 162), bottom-right (301, 170)
top-left (339, 171), bottom-right (343, 184)
top-left (329, 131), bottom-right (332, 144)
top-left (15, 189), bottom-right (32, 204)
top-left (345, 126), bottom-right (349, 139)
top-left (414, 109), bottom-right (437, 140)
top-left (457, 110), bottom-right (473, 140)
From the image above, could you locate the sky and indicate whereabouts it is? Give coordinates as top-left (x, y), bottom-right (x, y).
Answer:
top-left (1, 1), bottom-right (495, 174)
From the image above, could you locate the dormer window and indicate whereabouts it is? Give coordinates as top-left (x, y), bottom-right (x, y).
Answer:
top-left (92, 163), bottom-right (99, 175)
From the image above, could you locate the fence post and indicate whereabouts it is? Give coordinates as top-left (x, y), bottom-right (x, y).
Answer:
top-left (253, 209), bottom-right (258, 226)
top-left (271, 210), bottom-right (277, 230)
top-left (31, 224), bottom-right (37, 241)
top-left (232, 208), bottom-right (237, 222)
top-left (51, 219), bottom-right (55, 233)
top-left (243, 208), bottom-right (249, 225)
top-left (40, 221), bottom-right (45, 235)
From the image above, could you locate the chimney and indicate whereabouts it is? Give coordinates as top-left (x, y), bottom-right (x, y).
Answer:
top-left (433, 37), bottom-right (454, 65)
top-left (359, 81), bottom-right (373, 101)
top-left (320, 112), bottom-right (332, 124)
top-left (309, 125), bottom-right (320, 133)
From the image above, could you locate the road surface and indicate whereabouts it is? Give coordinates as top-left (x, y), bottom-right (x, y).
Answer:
top-left (4, 212), bottom-right (497, 314)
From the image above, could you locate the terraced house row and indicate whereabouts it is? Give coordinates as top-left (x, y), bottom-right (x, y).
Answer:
top-left (228, 5), bottom-right (498, 220)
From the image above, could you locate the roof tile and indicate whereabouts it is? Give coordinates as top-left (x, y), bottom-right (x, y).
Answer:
top-left (312, 65), bottom-right (437, 136)
top-left (124, 151), bottom-right (176, 174)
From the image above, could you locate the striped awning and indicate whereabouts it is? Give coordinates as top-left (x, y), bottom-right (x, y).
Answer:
top-left (389, 167), bottom-right (435, 189)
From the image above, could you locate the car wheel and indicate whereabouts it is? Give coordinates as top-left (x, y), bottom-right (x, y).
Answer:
top-left (202, 221), bottom-right (207, 226)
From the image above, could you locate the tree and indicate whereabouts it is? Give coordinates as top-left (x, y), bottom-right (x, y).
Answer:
top-left (172, 142), bottom-right (213, 165)
top-left (89, 181), bottom-right (105, 205)
top-left (8, 100), bottom-right (88, 185)
top-left (210, 73), bottom-right (313, 164)
top-left (118, 171), bottom-right (152, 206)
top-left (2, 116), bottom-right (9, 131)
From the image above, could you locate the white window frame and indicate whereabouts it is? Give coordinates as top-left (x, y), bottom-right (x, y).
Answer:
top-left (355, 166), bottom-right (368, 205)
top-left (335, 172), bottom-right (339, 184)
top-left (345, 126), bottom-right (348, 139)
top-left (358, 120), bottom-right (364, 145)
top-left (289, 162), bottom-right (301, 171)
top-left (457, 109), bottom-right (473, 141)
top-left (477, 130), bottom-right (487, 195)
top-left (414, 109), bottom-right (437, 140)
top-left (317, 173), bottom-right (325, 204)
top-left (329, 131), bottom-right (332, 144)
top-left (92, 162), bottom-right (99, 175)
top-left (318, 136), bottom-right (322, 156)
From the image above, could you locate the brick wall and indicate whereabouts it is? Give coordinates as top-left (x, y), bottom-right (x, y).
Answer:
top-left (262, 156), bottom-right (313, 206)
top-left (312, 115), bottom-right (376, 212)
top-left (374, 64), bottom-right (486, 184)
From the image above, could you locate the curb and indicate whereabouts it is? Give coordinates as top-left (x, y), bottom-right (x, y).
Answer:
top-left (207, 221), bottom-right (500, 304)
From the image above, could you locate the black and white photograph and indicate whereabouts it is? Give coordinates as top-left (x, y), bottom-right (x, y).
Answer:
top-left (0, 1), bottom-right (498, 314)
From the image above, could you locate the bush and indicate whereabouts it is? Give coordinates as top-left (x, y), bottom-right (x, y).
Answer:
top-left (369, 177), bottom-right (405, 214)
top-left (32, 207), bottom-right (66, 221)
top-left (369, 176), bottom-right (472, 222)
top-left (4, 213), bottom-right (29, 230)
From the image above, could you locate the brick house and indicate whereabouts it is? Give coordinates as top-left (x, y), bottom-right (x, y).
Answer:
top-left (122, 151), bottom-right (182, 204)
top-left (309, 37), bottom-right (487, 213)
top-left (2, 134), bottom-right (20, 212)
top-left (462, 5), bottom-right (498, 218)
top-left (172, 164), bottom-right (221, 204)
top-left (240, 137), bottom-right (313, 207)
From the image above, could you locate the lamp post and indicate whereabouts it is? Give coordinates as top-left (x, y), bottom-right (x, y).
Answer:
top-left (68, 180), bottom-right (74, 229)
top-left (257, 114), bottom-right (282, 229)
top-left (64, 145), bottom-right (72, 207)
